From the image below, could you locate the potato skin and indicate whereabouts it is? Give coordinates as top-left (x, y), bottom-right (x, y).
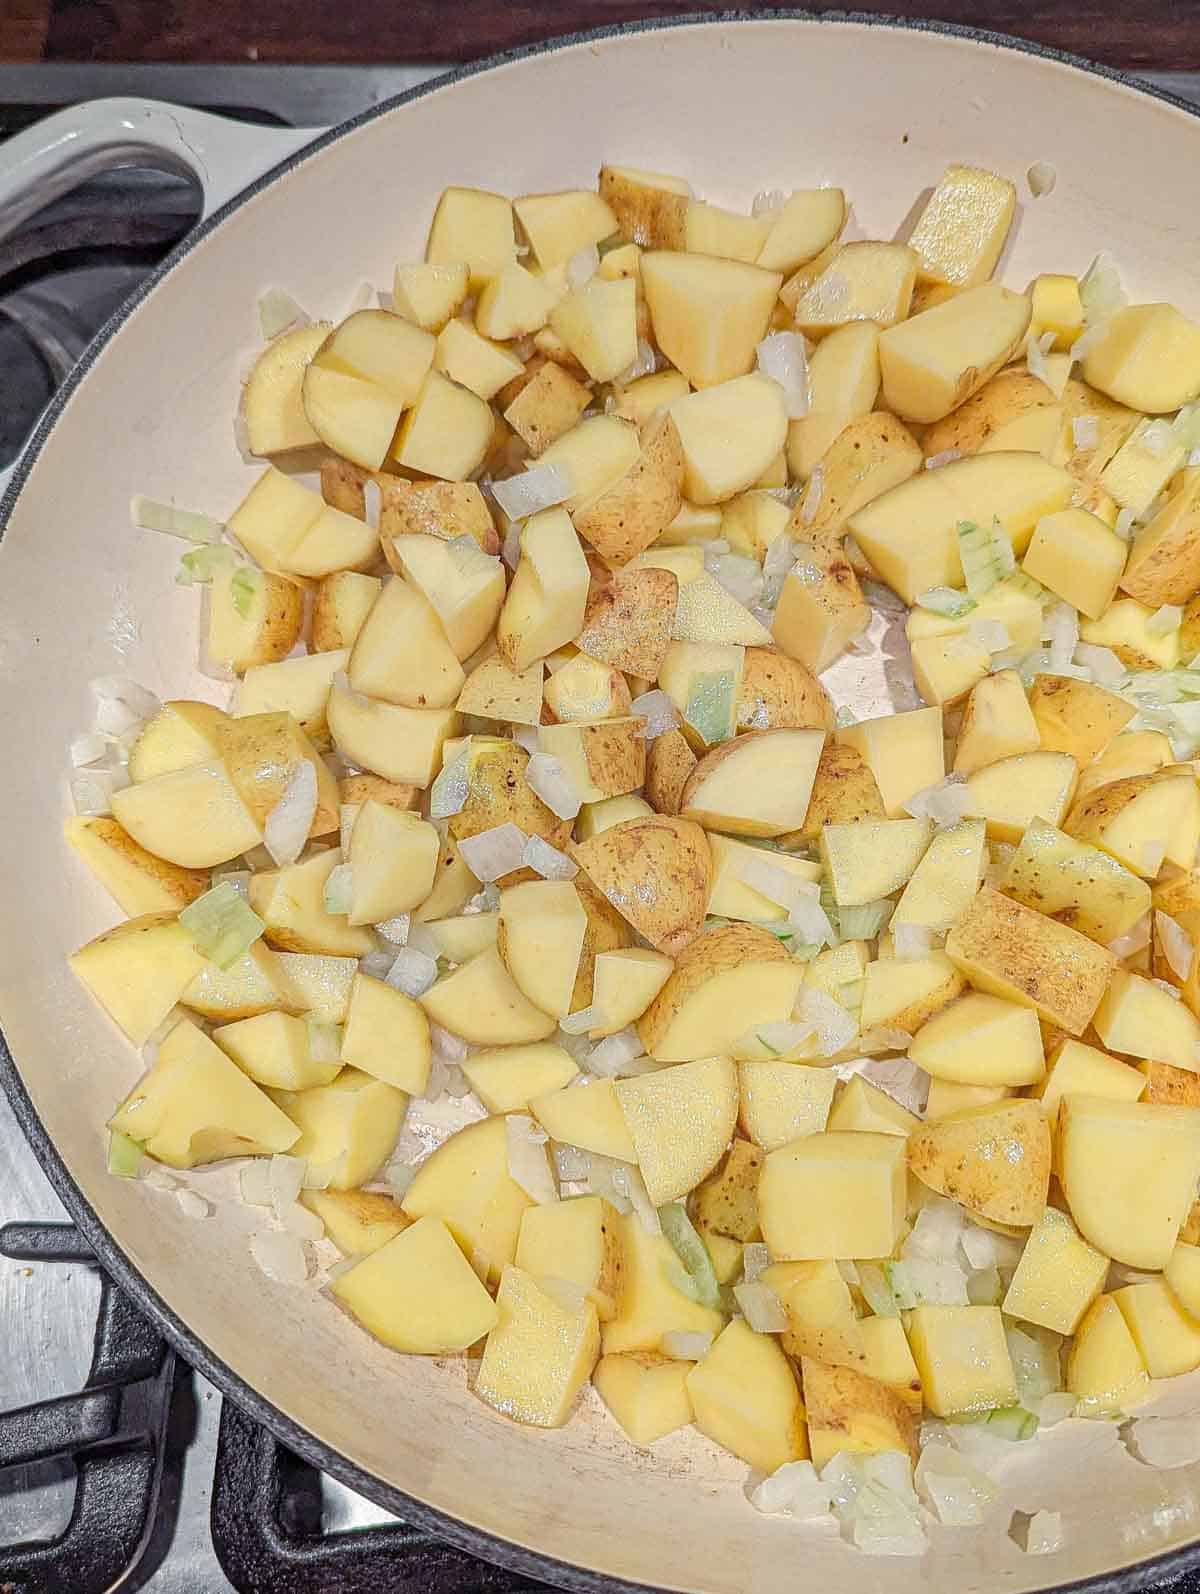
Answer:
top-left (920, 368), bottom-right (1058, 459)
top-left (573, 815), bottom-right (712, 957)
top-left (338, 773), bottom-right (421, 812)
top-left (800, 1356), bottom-right (918, 1466)
top-left (599, 167), bottom-right (688, 251)
top-left (645, 728), bottom-right (697, 817)
top-left (691, 1138), bottom-right (764, 1242)
top-left (448, 739), bottom-right (572, 886)
top-left (778, 741), bottom-right (884, 848)
top-left (503, 359), bottom-right (592, 455)
top-left (577, 567), bottom-right (678, 677)
top-left (908, 1099), bottom-right (1051, 1225)
top-left (573, 414), bottom-right (686, 568)
top-left (736, 648), bottom-right (833, 734)
top-left (640, 923), bottom-right (790, 1053)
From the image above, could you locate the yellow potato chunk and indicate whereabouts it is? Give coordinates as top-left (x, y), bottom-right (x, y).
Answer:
top-left (1027, 676), bottom-right (1136, 767)
top-left (686, 1319), bottom-right (808, 1472)
top-left (1032, 1038), bottom-right (1145, 1118)
top-left (299, 1187), bottom-right (409, 1256)
top-left (1114, 1279), bottom-right (1200, 1378)
top-left (668, 374), bottom-right (788, 505)
top-left (800, 1356), bottom-right (917, 1470)
top-left (909, 1098), bottom-right (1050, 1225)
top-left (759, 1132), bottom-right (907, 1261)
top-left (906, 1305), bottom-right (1017, 1416)
top-left (516, 1195), bottom-right (624, 1320)
top-left (601, 1210), bottom-right (724, 1355)
top-left (340, 973), bottom-right (431, 1094)
top-left (820, 818), bottom-right (932, 906)
top-left (793, 241), bottom-right (918, 337)
top-left (419, 948), bottom-right (558, 1047)
top-left (212, 1010), bottom-right (341, 1091)
top-left (531, 1077), bottom-right (638, 1163)
top-left (331, 1215), bottom-right (498, 1354)
top-left (614, 1055), bottom-right (738, 1205)
top-left (963, 750), bottom-right (1078, 844)
top-left (460, 1042), bottom-right (577, 1114)
top-left (476, 1264), bottom-right (600, 1428)
top-left (859, 1317), bottom-right (923, 1413)
top-left (1080, 597), bottom-right (1181, 671)
top-left (1030, 274), bottom-right (1084, 351)
top-left (827, 1076), bottom-right (920, 1137)
top-left (908, 993), bottom-right (1044, 1086)
top-left (953, 670), bottom-right (1040, 776)
top-left (1001, 1205), bottom-right (1109, 1334)
top-left (906, 165), bottom-right (1017, 288)
top-left (772, 539), bottom-right (871, 675)
top-left (71, 912), bottom-right (207, 1048)
top-left (737, 1061), bottom-right (837, 1151)
top-left (757, 188), bottom-right (846, 276)
top-left (893, 820), bottom-right (986, 933)
top-left (641, 251), bottom-right (781, 389)
top-left (425, 185), bottom-right (515, 291)
top-left (859, 950), bottom-right (965, 1035)
top-left (879, 283), bottom-right (1030, 424)
top-left (401, 1115), bottom-right (532, 1283)
top-left (1022, 507), bottom-right (1128, 619)
top-left (1120, 469), bottom-right (1200, 607)
top-left (1081, 302), bottom-right (1200, 414)
top-left (787, 321), bottom-right (880, 480)
top-left (594, 1353), bottom-right (694, 1446)
top-left (1066, 1293), bottom-right (1149, 1416)
top-left (1093, 970), bottom-right (1200, 1073)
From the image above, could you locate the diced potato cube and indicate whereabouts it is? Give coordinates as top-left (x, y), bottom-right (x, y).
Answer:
top-left (908, 1098), bottom-right (1050, 1226)
top-left (737, 1061), bottom-right (837, 1151)
top-left (963, 750), bottom-right (1078, 844)
top-left (330, 1215), bottom-right (497, 1353)
top-left (759, 1132), bottom-right (907, 1260)
top-left (820, 818), bottom-right (931, 906)
top-left (516, 1195), bottom-right (624, 1319)
top-left (1066, 1294), bottom-right (1149, 1416)
top-left (837, 707), bottom-right (944, 817)
top-left (549, 277), bottom-right (637, 383)
top-left (1081, 302), bottom-right (1200, 414)
top-left (1120, 469), bottom-right (1200, 607)
top-left (460, 1042), bottom-right (577, 1114)
top-left (1114, 1279), bottom-right (1200, 1378)
top-left (906, 1304), bottom-right (1017, 1416)
top-left (952, 670), bottom-right (1040, 776)
top-left (906, 165), bottom-right (1016, 287)
top-left (757, 188), bottom-right (846, 276)
top-left (859, 1316), bottom-right (923, 1413)
top-left (858, 951), bottom-right (965, 1035)
top-left (1030, 274), bottom-right (1084, 351)
top-left (772, 541), bottom-right (871, 675)
top-left (401, 1115), bottom-right (532, 1283)
top-left (70, 912), bottom-right (207, 1047)
top-left (476, 1265), bottom-right (600, 1428)
top-left (908, 993), bottom-right (1044, 1087)
top-left (391, 370), bottom-right (493, 481)
top-left (1032, 1038), bottom-right (1145, 1118)
top-left (686, 1318), bottom-right (808, 1473)
top-left (601, 1211), bottom-right (724, 1355)
top-left (827, 1076), bottom-right (920, 1137)
top-left (1093, 970), bottom-right (1200, 1072)
top-left (434, 317), bottom-right (525, 401)
top-left (594, 1353), bottom-right (694, 1445)
top-left (800, 1356), bottom-right (917, 1470)
top-left (668, 374), bottom-right (788, 505)
top-left (1080, 597), bottom-right (1181, 671)
top-left (299, 1187), bottom-right (409, 1256)
top-left (426, 186), bottom-right (515, 292)
top-left (924, 1079), bottom-right (1011, 1119)
top-left (340, 973), bottom-right (431, 1094)
top-left (878, 283), bottom-right (1030, 424)
top-left (641, 252), bottom-right (781, 389)
top-left (892, 820), bottom-right (986, 933)
top-left (793, 241), bottom-right (917, 337)
top-left (1000, 816), bottom-right (1150, 946)
top-left (1002, 1205), bottom-right (1109, 1334)
top-left (212, 1010), bottom-right (341, 1090)
top-left (1022, 507), bottom-right (1128, 619)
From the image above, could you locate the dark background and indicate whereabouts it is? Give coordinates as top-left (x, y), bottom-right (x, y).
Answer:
top-left (0, 1), bottom-right (1196, 71)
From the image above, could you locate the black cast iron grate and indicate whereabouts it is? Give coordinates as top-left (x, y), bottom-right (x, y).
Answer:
top-left (0, 1220), bottom-right (550, 1593)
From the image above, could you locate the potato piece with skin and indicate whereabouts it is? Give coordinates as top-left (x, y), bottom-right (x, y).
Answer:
top-left (793, 241), bottom-right (918, 337)
top-left (209, 565), bottom-right (305, 673)
top-left (1082, 302), bottom-right (1200, 413)
top-left (837, 706), bottom-right (944, 819)
top-left (787, 322), bottom-right (881, 481)
top-left (878, 283), bottom-right (1031, 424)
top-left (71, 913), bottom-right (207, 1048)
top-left (820, 817), bottom-right (932, 906)
top-left (800, 1357), bottom-right (917, 1470)
top-left (1114, 1280), bottom-right (1200, 1378)
top-left (1093, 969), bottom-right (1200, 1072)
top-left (963, 750), bottom-right (1078, 845)
top-left (603, 1211), bottom-right (724, 1356)
top-left (908, 993), bottom-right (1045, 1086)
top-left (543, 653), bottom-right (631, 724)
top-left (907, 1305), bottom-right (1017, 1417)
top-left (570, 870), bottom-right (634, 1014)
top-left (273, 952), bottom-right (357, 1022)
top-left (907, 165), bottom-right (1016, 288)
top-left (516, 1195), bottom-right (624, 1320)
top-left (532, 1077), bottom-right (638, 1163)
top-left (614, 1055), bottom-right (738, 1205)
top-left (213, 1008), bottom-right (342, 1091)
top-left (681, 728), bottom-right (825, 838)
top-left (214, 711), bottom-right (339, 838)
top-left (772, 538), bottom-right (871, 675)
top-left (300, 1187), bottom-right (410, 1256)
top-left (721, 490), bottom-right (791, 559)
top-left (389, 531), bottom-right (506, 663)
top-left (1000, 817), bottom-right (1151, 945)
top-left (598, 165), bottom-right (689, 250)
top-left (340, 973), bottom-right (431, 1094)
top-left (1074, 730), bottom-right (1172, 805)
top-left (111, 760), bottom-right (261, 870)
top-left (858, 951), bottom-right (965, 1035)
top-left (858, 1318), bottom-right (923, 1413)
top-left (497, 880), bottom-right (587, 1020)
top-left (475, 262), bottom-right (557, 341)
top-left (460, 1043), bottom-right (578, 1116)
top-left (476, 1265), bottom-right (601, 1429)
top-left (644, 729), bottom-right (698, 817)
top-left (801, 412), bottom-right (925, 543)
top-left (127, 700), bottom-right (228, 784)
top-left (503, 360), bottom-right (592, 456)
top-left (952, 670), bottom-right (1040, 776)
top-left (332, 1214), bottom-right (497, 1355)
top-left (1081, 596), bottom-right (1183, 674)
top-left (497, 508), bottom-right (591, 673)
top-left (892, 820), bottom-right (986, 934)
top-left (1059, 1094), bottom-right (1200, 1269)
top-left (537, 717), bottom-right (647, 806)
top-left (1066, 769), bottom-right (1200, 877)
top-left (590, 949), bottom-right (673, 1038)
top-left (577, 566), bottom-right (677, 677)
top-left (639, 924), bottom-right (805, 1065)
top-left (594, 1353), bottom-right (694, 1445)
top-left (572, 815), bottom-right (711, 958)
top-left (456, 652), bottom-right (543, 727)
top-left (1002, 1204), bottom-right (1109, 1336)
top-left (236, 650), bottom-right (348, 748)
top-left (669, 375), bottom-right (788, 506)
top-left (1022, 507), bottom-right (1128, 620)
top-left (513, 189), bottom-right (617, 270)
top-left (110, 1016), bottom-right (300, 1167)
top-left (757, 188), bottom-right (846, 275)
top-left (737, 1062), bottom-right (837, 1152)
top-left (945, 887), bottom-right (1116, 1035)
top-left (241, 321), bottom-right (330, 454)
top-left (434, 317), bottom-right (526, 402)
top-left (249, 851), bottom-right (372, 959)
top-left (64, 816), bottom-right (208, 916)
top-left (672, 571), bottom-right (771, 647)
top-left (766, 1262), bottom-right (867, 1369)
top-left (330, 686), bottom-right (462, 790)
top-left (339, 773), bottom-right (419, 814)
top-left (418, 948), bottom-right (558, 1047)
top-left (641, 251), bottom-right (780, 390)
top-left (779, 742), bottom-right (885, 847)
top-left (759, 1132), bottom-right (907, 1260)
top-left (448, 737), bottom-right (572, 877)
top-left (539, 414), bottom-right (641, 515)
top-left (1028, 675), bottom-right (1135, 765)
top-left (311, 571), bottom-right (380, 654)
top-left (1066, 1294), bottom-right (1150, 1417)
top-left (691, 1138), bottom-right (763, 1242)
top-left (1120, 469), bottom-right (1200, 606)
top-left (392, 261), bottom-right (469, 331)
top-left (401, 1115), bottom-right (532, 1283)
top-left (182, 942), bottom-right (296, 1023)
top-left (920, 368), bottom-right (1060, 460)
top-left (687, 1319), bottom-right (808, 1473)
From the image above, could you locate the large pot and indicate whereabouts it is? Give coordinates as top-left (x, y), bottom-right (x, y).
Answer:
top-left (2, 16), bottom-right (1199, 1593)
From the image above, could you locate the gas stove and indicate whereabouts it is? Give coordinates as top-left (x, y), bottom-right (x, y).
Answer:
top-left (3, 57), bottom-right (1200, 1594)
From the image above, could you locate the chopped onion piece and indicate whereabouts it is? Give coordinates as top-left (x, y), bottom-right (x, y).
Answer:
top-left (750, 1460), bottom-right (834, 1519)
top-left (1147, 604), bottom-right (1184, 636)
top-left (130, 495), bottom-right (223, 544)
top-left (799, 464), bottom-right (824, 525)
top-left (1072, 414), bottom-right (1100, 451)
top-left (257, 286), bottom-right (309, 339)
top-left (823, 1453), bottom-right (926, 1557)
top-left (525, 752), bottom-right (582, 820)
top-left (630, 689), bottom-right (679, 740)
top-left (743, 1242), bottom-right (770, 1282)
top-left (1114, 506), bottom-right (1137, 540)
top-left (386, 947), bottom-right (439, 998)
top-left (554, 1143), bottom-right (592, 1182)
top-left (1157, 911), bottom-right (1195, 980)
top-left (886, 1257), bottom-right (969, 1308)
top-left (924, 448), bottom-right (963, 471)
top-left (457, 822), bottom-right (529, 882)
top-left (141, 1166), bottom-right (180, 1193)
top-left (1079, 251), bottom-right (1126, 323)
top-left (711, 552), bottom-right (765, 610)
top-left (585, 1029), bottom-right (643, 1077)
top-left (375, 913), bottom-right (410, 945)
top-left (1017, 1511), bottom-right (1064, 1555)
top-left (916, 586), bottom-right (975, 619)
top-left (903, 775), bottom-right (971, 828)
top-left (857, 1055), bottom-right (928, 1116)
top-left (491, 463), bottom-right (571, 522)
top-left (915, 1444), bottom-right (998, 1525)
top-left (560, 1006), bottom-right (601, 1036)
top-left (322, 863), bottom-right (353, 916)
top-left (429, 748), bottom-right (470, 819)
top-left (762, 533), bottom-right (799, 607)
top-left (107, 1130), bottom-right (144, 1179)
top-left (661, 1331), bottom-right (712, 1361)
top-left (752, 188), bottom-right (788, 218)
top-left (733, 1279), bottom-right (789, 1332)
top-left (279, 1201), bottom-right (324, 1240)
top-left (904, 1197), bottom-right (966, 1261)
top-left (837, 899), bottom-right (893, 940)
top-left (90, 674), bottom-right (161, 722)
top-left (960, 1224), bottom-right (998, 1271)
top-left (501, 515), bottom-right (522, 570)
top-left (71, 732), bottom-right (113, 768)
top-left (613, 1163), bottom-right (660, 1234)
top-left (263, 761), bottom-right (317, 866)
top-left (756, 332), bottom-right (810, 418)
top-left (430, 1023), bottom-right (470, 1064)
top-left (358, 948), bottom-right (397, 979)
top-left (958, 518), bottom-right (1015, 599)
top-left (584, 1151), bottom-right (633, 1213)
top-left (505, 1114), bottom-right (558, 1204)
top-left (793, 986), bottom-right (858, 1056)
top-left (523, 834), bottom-right (577, 880)
top-left (736, 1021), bottom-right (816, 1060)
top-left (70, 772), bottom-right (115, 815)
top-left (1037, 1391), bottom-right (1078, 1427)
top-left (1027, 161), bottom-right (1057, 197)
top-left (239, 1160), bottom-right (273, 1206)
top-left (566, 244), bottom-right (599, 290)
top-left (1044, 601), bottom-right (1079, 670)
top-left (179, 880), bottom-right (265, 970)
top-left (1073, 642), bottom-right (1126, 686)
top-left (617, 338), bottom-right (658, 383)
top-left (249, 1229), bottom-right (310, 1285)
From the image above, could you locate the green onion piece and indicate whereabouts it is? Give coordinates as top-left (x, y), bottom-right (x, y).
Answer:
top-left (858, 1261), bottom-right (900, 1317)
top-left (306, 1015), bottom-right (342, 1064)
top-left (107, 1129), bottom-right (144, 1179)
top-left (836, 899), bottom-right (894, 940)
top-left (916, 586), bottom-right (976, 619)
top-left (231, 566), bottom-right (261, 618)
top-left (790, 941), bottom-right (821, 962)
top-left (958, 517), bottom-right (1015, 600)
top-left (684, 670), bottom-right (736, 747)
top-left (176, 545), bottom-right (236, 587)
top-left (997, 570), bottom-right (1047, 604)
top-left (658, 1202), bottom-right (722, 1310)
top-left (982, 1405), bottom-right (1039, 1441)
top-left (179, 880), bottom-right (266, 970)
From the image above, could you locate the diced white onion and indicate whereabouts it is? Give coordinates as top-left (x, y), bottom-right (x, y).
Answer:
top-left (1037, 1391), bottom-right (1078, 1427)
top-left (737, 1020), bottom-right (816, 1060)
top-left (915, 1444), bottom-right (998, 1526)
top-left (617, 338), bottom-right (658, 383)
top-left (523, 833), bottom-right (578, 880)
top-left (799, 464), bottom-right (824, 525)
top-left (560, 1005), bottom-right (600, 1036)
top-left (176, 1187), bottom-right (212, 1220)
top-left (857, 1055), bottom-right (929, 1116)
top-left (249, 1229), bottom-right (310, 1284)
top-left (1147, 604), bottom-right (1184, 636)
top-left (375, 913), bottom-right (410, 945)
top-left (762, 532), bottom-right (799, 608)
top-left (756, 332), bottom-right (810, 419)
top-left (566, 244), bottom-right (600, 290)
top-left (612, 1162), bottom-right (660, 1234)
top-left (1157, 911), bottom-right (1195, 980)
top-left (630, 689), bottom-right (679, 740)
top-left (1072, 414), bottom-right (1100, 451)
top-left (903, 775), bottom-right (971, 828)
top-left (1109, 912), bottom-right (1152, 962)
top-left (752, 188), bottom-right (788, 218)
top-left (823, 1453), bottom-right (926, 1557)
top-left (1079, 251), bottom-right (1126, 324)
top-left (322, 862), bottom-right (353, 916)
top-left (430, 748), bottom-right (470, 819)
top-left (263, 761), bottom-right (317, 867)
top-left (491, 463), bottom-right (571, 522)
top-left (257, 286), bottom-right (310, 339)
top-left (661, 1331), bottom-right (712, 1361)
top-left (141, 1166), bottom-right (181, 1193)
top-left (70, 732), bottom-right (114, 768)
top-left (793, 986), bottom-right (858, 1056)
top-left (1024, 327), bottom-right (1056, 388)
top-left (524, 751), bottom-right (582, 820)
top-left (385, 946), bottom-right (439, 998)
top-left (239, 1160), bottom-right (273, 1206)
top-left (891, 923), bottom-right (933, 961)
top-left (278, 1202), bottom-right (324, 1240)
top-left (457, 822), bottom-right (529, 882)
top-left (70, 772), bottom-right (113, 816)
top-left (505, 1114), bottom-right (558, 1204)
top-left (1141, 418), bottom-right (1176, 459)
top-left (960, 1224), bottom-right (998, 1271)
top-left (585, 1029), bottom-right (644, 1076)
top-left (268, 1155), bottom-right (307, 1217)
top-left (905, 1198), bottom-right (966, 1261)
top-left (733, 1280), bottom-right (789, 1333)
top-left (1114, 506), bottom-right (1137, 540)
top-left (750, 1459), bottom-right (834, 1519)
top-left (554, 1143), bottom-right (592, 1182)
top-left (1044, 601), bottom-right (1080, 671)
top-left (1020, 1511), bottom-right (1064, 1555)
top-left (501, 515), bottom-right (522, 570)
top-left (130, 495), bottom-right (223, 544)
top-left (1073, 643), bottom-right (1126, 686)
top-left (1027, 161), bottom-right (1057, 197)
top-left (924, 447), bottom-right (963, 471)
top-left (710, 552), bottom-right (765, 610)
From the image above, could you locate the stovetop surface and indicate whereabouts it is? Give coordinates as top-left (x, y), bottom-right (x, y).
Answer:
top-left (4, 58), bottom-right (1200, 1594)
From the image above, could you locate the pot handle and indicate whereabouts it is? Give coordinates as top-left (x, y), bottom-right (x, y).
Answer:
top-left (0, 98), bottom-right (321, 500)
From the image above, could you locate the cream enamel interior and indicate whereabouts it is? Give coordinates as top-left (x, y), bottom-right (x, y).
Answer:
top-left (3, 18), bottom-right (1200, 1591)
